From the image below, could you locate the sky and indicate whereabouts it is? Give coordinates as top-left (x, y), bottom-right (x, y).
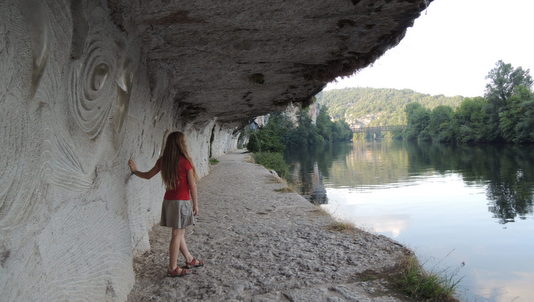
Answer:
top-left (324, 0), bottom-right (534, 97)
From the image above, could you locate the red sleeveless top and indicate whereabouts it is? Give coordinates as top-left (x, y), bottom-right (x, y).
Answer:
top-left (156, 157), bottom-right (193, 200)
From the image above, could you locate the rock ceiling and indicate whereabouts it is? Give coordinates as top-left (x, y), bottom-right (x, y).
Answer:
top-left (109, 0), bottom-right (431, 124)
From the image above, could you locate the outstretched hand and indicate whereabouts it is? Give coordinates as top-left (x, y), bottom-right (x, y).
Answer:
top-left (128, 159), bottom-right (138, 173)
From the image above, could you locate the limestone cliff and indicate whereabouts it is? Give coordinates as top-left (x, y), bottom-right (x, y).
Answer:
top-left (0, 0), bottom-right (430, 301)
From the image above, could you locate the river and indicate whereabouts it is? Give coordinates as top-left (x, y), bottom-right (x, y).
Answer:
top-left (284, 140), bottom-right (534, 302)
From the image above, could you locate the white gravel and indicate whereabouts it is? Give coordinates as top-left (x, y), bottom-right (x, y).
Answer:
top-left (127, 151), bottom-right (412, 302)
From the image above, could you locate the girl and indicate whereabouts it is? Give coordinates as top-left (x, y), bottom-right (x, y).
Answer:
top-left (128, 131), bottom-right (204, 277)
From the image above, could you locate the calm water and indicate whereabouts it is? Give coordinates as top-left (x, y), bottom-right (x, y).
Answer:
top-left (284, 141), bottom-right (534, 302)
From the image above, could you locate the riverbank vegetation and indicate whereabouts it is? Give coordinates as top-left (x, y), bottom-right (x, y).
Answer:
top-left (247, 107), bottom-right (352, 153)
top-left (252, 152), bottom-right (289, 179)
top-left (357, 255), bottom-right (460, 301)
top-left (391, 256), bottom-right (460, 302)
top-left (248, 107), bottom-right (352, 177)
top-left (399, 61), bottom-right (533, 144)
top-left (327, 220), bottom-right (359, 233)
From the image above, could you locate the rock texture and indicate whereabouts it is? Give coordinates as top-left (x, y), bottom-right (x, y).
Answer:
top-left (110, 0), bottom-right (431, 124)
top-left (0, 0), bottom-right (430, 301)
top-left (127, 152), bottom-right (411, 302)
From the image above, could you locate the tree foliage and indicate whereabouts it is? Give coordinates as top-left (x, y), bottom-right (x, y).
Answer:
top-left (453, 97), bottom-right (492, 144)
top-left (400, 61), bottom-right (534, 144)
top-left (499, 86), bottom-right (534, 143)
top-left (485, 60), bottom-right (533, 108)
top-left (246, 107), bottom-right (352, 152)
top-left (404, 103), bottom-right (430, 141)
top-left (247, 113), bottom-right (291, 152)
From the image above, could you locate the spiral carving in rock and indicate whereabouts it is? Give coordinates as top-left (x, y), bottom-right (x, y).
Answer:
top-left (69, 36), bottom-right (118, 139)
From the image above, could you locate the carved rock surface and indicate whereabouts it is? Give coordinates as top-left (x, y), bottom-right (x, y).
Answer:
top-left (0, 0), bottom-right (429, 301)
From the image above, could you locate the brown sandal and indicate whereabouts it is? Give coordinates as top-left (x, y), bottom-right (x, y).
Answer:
top-left (185, 258), bottom-right (204, 269)
top-left (167, 267), bottom-right (189, 277)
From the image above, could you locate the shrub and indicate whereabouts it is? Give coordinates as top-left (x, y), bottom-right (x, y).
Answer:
top-left (253, 152), bottom-right (289, 179)
top-left (390, 256), bottom-right (460, 302)
top-left (327, 221), bottom-right (358, 233)
top-left (247, 130), bottom-right (285, 153)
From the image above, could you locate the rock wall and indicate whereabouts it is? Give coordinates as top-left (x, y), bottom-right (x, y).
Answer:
top-left (1, 0), bottom-right (429, 301)
top-left (0, 1), bottom-right (237, 301)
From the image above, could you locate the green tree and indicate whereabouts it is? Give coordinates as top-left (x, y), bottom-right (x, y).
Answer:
top-left (499, 86), bottom-right (534, 143)
top-left (316, 106), bottom-right (334, 142)
top-left (396, 61), bottom-right (533, 145)
top-left (285, 109), bottom-right (324, 148)
top-left (247, 105), bottom-right (353, 152)
top-left (246, 113), bottom-right (293, 152)
top-left (485, 60), bottom-right (533, 108)
top-left (485, 61), bottom-right (533, 142)
top-left (315, 105), bottom-right (353, 143)
top-left (453, 97), bottom-right (492, 143)
top-left (333, 120), bottom-right (353, 142)
top-left (404, 103), bottom-right (431, 141)
top-left (428, 105), bottom-right (454, 143)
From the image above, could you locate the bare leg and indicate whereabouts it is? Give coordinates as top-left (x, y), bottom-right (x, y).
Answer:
top-left (169, 228), bottom-right (184, 271)
top-left (179, 232), bottom-right (194, 263)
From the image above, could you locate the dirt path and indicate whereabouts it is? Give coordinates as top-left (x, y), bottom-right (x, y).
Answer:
top-left (127, 151), bottom-right (411, 302)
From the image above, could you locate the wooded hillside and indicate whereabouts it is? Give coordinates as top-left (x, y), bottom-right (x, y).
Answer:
top-left (316, 88), bottom-right (464, 128)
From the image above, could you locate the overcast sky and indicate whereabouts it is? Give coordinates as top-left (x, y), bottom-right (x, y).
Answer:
top-left (325, 0), bottom-right (534, 97)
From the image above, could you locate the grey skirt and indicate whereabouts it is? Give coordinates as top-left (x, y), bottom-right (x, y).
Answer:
top-left (160, 199), bottom-right (195, 229)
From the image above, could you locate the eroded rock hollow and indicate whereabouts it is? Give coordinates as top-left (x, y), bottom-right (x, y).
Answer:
top-left (0, 0), bottom-right (430, 300)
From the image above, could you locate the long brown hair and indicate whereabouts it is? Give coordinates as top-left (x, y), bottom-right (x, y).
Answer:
top-left (160, 131), bottom-right (197, 190)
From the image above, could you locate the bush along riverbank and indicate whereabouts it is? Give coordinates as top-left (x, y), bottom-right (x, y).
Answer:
top-left (396, 61), bottom-right (534, 144)
top-left (248, 108), bottom-right (352, 152)
top-left (252, 152), bottom-right (289, 179)
top-left (246, 106), bottom-right (352, 178)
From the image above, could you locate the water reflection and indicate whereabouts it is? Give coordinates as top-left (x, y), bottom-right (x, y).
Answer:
top-left (473, 271), bottom-right (534, 302)
top-left (285, 143), bottom-right (352, 204)
top-left (285, 141), bottom-right (534, 301)
top-left (352, 214), bottom-right (410, 237)
top-left (405, 142), bottom-right (534, 223)
top-left (285, 141), bottom-right (534, 222)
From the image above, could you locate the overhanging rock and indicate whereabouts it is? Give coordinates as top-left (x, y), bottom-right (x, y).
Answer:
top-left (0, 0), bottom-right (430, 301)
top-left (110, 0), bottom-right (430, 124)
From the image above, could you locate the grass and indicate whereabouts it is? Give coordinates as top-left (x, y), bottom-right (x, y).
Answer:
top-left (209, 158), bottom-right (219, 165)
top-left (265, 175), bottom-right (283, 184)
top-left (354, 256), bottom-right (460, 301)
top-left (252, 152), bottom-right (289, 179)
top-left (389, 256), bottom-right (460, 302)
top-left (327, 220), bottom-right (359, 233)
top-left (311, 206), bottom-right (329, 216)
top-left (274, 187), bottom-right (293, 193)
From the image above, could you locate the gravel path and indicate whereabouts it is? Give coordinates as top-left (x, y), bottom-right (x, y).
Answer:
top-left (127, 151), bottom-right (412, 302)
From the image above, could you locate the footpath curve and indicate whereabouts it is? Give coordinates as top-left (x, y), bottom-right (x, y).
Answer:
top-left (127, 151), bottom-right (411, 302)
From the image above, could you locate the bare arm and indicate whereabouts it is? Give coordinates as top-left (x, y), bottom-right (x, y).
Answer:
top-left (187, 169), bottom-right (199, 216)
top-left (128, 159), bottom-right (160, 179)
